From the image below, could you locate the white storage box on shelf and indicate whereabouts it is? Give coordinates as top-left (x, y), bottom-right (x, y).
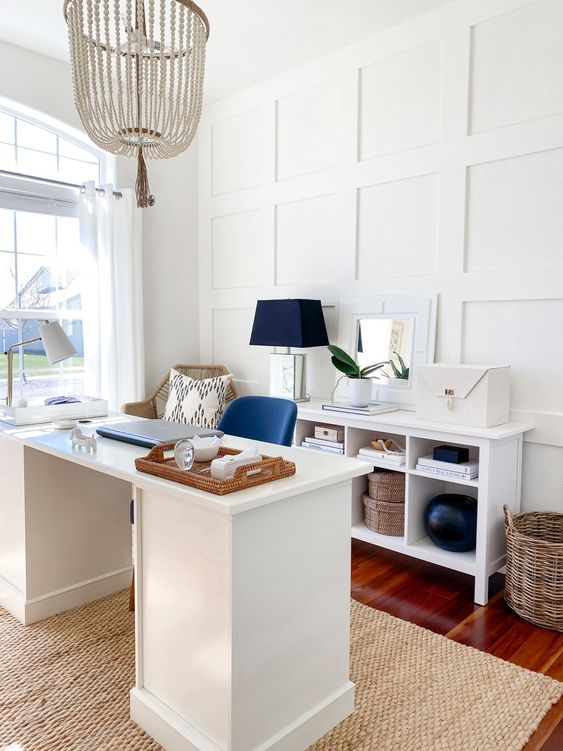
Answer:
top-left (416, 364), bottom-right (510, 428)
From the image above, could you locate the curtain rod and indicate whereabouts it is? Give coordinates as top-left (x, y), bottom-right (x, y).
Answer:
top-left (0, 169), bottom-right (122, 198)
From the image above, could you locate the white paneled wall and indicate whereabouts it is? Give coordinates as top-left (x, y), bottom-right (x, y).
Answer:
top-left (357, 174), bottom-right (440, 279)
top-left (359, 40), bottom-right (444, 159)
top-left (199, 0), bottom-right (563, 512)
top-left (276, 194), bottom-right (338, 284)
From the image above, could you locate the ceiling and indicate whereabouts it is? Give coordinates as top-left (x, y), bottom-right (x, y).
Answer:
top-left (0, 0), bottom-right (452, 101)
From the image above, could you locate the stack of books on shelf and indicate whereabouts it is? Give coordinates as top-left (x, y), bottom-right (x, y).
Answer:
top-left (301, 425), bottom-right (345, 455)
top-left (415, 455), bottom-right (479, 480)
top-left (355, 442), bottom-right (405, 466)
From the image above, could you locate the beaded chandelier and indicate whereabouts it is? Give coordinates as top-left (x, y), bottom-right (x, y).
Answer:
top-left (64, 0), bottom-right (209, 207)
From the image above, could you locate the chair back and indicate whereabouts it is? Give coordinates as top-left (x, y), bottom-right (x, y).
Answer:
top-left (217, 396), bottom-right (297, 447)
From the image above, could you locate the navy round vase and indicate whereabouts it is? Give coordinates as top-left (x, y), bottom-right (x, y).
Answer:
top-left (424, 494), bottom-right (477, 552)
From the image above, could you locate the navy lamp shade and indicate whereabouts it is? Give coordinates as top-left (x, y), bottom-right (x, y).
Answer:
top-left (249, 299), bottom-right (329, 349)
top-left (249, 299), bottom-right (329, 402)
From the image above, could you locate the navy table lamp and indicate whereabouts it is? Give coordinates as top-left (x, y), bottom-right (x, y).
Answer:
top-left (249, 299), bottom-right (329, 402)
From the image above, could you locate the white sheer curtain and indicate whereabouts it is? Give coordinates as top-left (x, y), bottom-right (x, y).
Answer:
top-left (78, 182), bottom-right (144, 411)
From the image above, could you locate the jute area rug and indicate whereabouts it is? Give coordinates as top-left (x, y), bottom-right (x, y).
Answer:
top-left (0, 591), bottom-right (561, 751)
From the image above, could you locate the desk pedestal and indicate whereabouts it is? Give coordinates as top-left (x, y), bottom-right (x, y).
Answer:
top-left (0, 438), bottom-right (132, 625)
top-left (131, 481), bottom-right (355, 751)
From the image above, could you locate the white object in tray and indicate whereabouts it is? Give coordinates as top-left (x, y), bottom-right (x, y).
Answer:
top-left (191, 434), bottom-right (221, 462)
top-left (210, 447), bottom-right (262, 480)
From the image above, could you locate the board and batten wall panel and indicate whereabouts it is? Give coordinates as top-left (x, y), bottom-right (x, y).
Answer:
top-left (359, 39), bottom-right (444, 159)
top-left (199, 0), bottom-right (563, 513)
top-left (357, 174), bottom-right (440, 279)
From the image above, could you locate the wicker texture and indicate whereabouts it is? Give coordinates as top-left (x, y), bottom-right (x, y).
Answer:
top-left (121, 364), bottom-right (237, 419)
top-left (367, 469), bottom-right (405, 503)
top-left (1, 591), bottom-right (561, 751)
top-left (135, 443), bottom-right (295, 495)
top-left (504, 505), bottom-right (563, 632)
top-left (363, 494), bottom-right (405, 536)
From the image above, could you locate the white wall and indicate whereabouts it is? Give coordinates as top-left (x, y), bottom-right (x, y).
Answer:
top-left (198, 0), bottom-right (563, 513)
top-left (0, 39), bottom-right (200, 393)
top-left (142, 149), bottom-right (200, 389)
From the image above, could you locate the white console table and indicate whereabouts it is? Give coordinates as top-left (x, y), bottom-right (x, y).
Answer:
top-left (297, 402), bottom-right (533, 605)
top-left (0, 417), bottom-right (370, 751)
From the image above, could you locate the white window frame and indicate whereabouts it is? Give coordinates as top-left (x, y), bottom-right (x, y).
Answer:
top-left (0, 105), bottom-right (111, 399)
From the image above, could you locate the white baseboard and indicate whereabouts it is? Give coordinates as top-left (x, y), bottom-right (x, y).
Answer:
top-left (130, 682), bottom-right (355, 751)
top-left (0, 575), bottom-right (26, 624)
top-left (130, 688), bottom-right (223, 751)
top-left (255, 682), bottom-right (355, 751)
top-left (0, 567), bottom-right (133, 625)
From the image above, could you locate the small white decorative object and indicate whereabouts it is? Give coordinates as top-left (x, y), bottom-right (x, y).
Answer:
top-left (417, 363), bottom-right (511, 428)
top-left (210, 447), bottom-right (262, 481)
top-left (191, 434), bottom-right (221, 462)
top-left (53, 419), bottom-right (79, 430)
top-left (347, 377), bottom-right (373, 407)
top-left (70, 427), bottom-right (97, 453)
top-left (17, 398), bottom-right (28, 408)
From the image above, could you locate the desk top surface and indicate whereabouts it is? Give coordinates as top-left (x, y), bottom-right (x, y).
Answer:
top-left (0, 414), bottom-right (369, 516)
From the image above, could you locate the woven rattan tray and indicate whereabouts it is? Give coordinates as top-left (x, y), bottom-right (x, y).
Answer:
top-left (135, 442), bottom-right (296, 495)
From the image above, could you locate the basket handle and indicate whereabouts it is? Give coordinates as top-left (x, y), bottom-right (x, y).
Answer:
top-left (144, 441), bottom-right (177, 462)
top-left (232, 456), bottom-right (280, 481)
top-left (503, 504), bottom-right (515, 531)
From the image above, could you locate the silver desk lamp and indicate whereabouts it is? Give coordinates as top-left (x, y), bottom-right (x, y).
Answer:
top-left (5, 321), bottom-right (77, 407)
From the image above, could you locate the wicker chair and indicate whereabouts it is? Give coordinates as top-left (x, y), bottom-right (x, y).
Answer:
top-left (122, 364), bottom-right (238, 611)
top-left (121, 364), bottom-right (238, 419)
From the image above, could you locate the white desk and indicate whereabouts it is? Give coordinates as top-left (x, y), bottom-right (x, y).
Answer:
top-left (0, 416), bottom-right (370, 751)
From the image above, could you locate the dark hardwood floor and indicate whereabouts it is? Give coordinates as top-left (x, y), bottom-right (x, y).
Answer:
top-left (351, 539), bottom-right (563, 751)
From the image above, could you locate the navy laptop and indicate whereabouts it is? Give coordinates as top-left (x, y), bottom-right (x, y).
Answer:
top-left (96, 419), bottom-right (222, 448)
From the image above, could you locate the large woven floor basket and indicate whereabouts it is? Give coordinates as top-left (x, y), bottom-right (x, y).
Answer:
top-left (504, 505), bottom-right (563, 631)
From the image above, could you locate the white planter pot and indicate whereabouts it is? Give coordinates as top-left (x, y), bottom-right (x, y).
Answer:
top-left (387, 377), bottom-right (409, 388)
top-left (347, 378), bottom-right (372, 407)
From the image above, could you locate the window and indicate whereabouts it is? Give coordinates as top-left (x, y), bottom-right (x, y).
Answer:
top-left (0, 107), bottom-right (105, 404)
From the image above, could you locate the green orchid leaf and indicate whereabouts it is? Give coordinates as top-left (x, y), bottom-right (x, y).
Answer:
top-left (360, 362), bottom-right (387, 377)
top-left (389, 359), bottom-right (401, 378)
top-left (327, 345), bottom-right (358, 372)
top-left (331, 356), bottom-right (358, 377)
top-left (395, 351), bottom-right (407, 373)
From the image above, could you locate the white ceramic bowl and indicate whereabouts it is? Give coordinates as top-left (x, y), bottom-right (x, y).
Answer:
top-left (193, 444), bottom-right (221, 463)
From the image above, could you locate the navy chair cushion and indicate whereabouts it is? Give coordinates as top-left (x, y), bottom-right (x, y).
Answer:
top-left (217, 396), bottom-right (297, 447)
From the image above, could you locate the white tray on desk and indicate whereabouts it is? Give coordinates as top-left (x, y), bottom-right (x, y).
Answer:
top-left (0, 396), bottom-right (108, 426)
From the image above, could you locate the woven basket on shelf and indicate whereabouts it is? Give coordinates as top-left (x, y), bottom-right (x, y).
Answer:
top-left (368, 469), bottom-right (405, 503)
top-left (363, 495), bottom-right (405, 537)
top-left (504, 505), bottom-right (563, 632)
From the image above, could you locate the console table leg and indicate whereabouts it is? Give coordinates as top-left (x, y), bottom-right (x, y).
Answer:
top-left (474, 573), bottom-right (489, 606)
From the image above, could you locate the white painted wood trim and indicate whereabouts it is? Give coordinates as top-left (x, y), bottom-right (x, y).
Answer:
top-left (1, 567), bottom-right (133, 626)
top-left (130, 682), bottom-right (355, 751)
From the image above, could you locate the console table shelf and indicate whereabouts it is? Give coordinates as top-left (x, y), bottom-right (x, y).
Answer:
top-left (297, 402), bottom-right (533, 604)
